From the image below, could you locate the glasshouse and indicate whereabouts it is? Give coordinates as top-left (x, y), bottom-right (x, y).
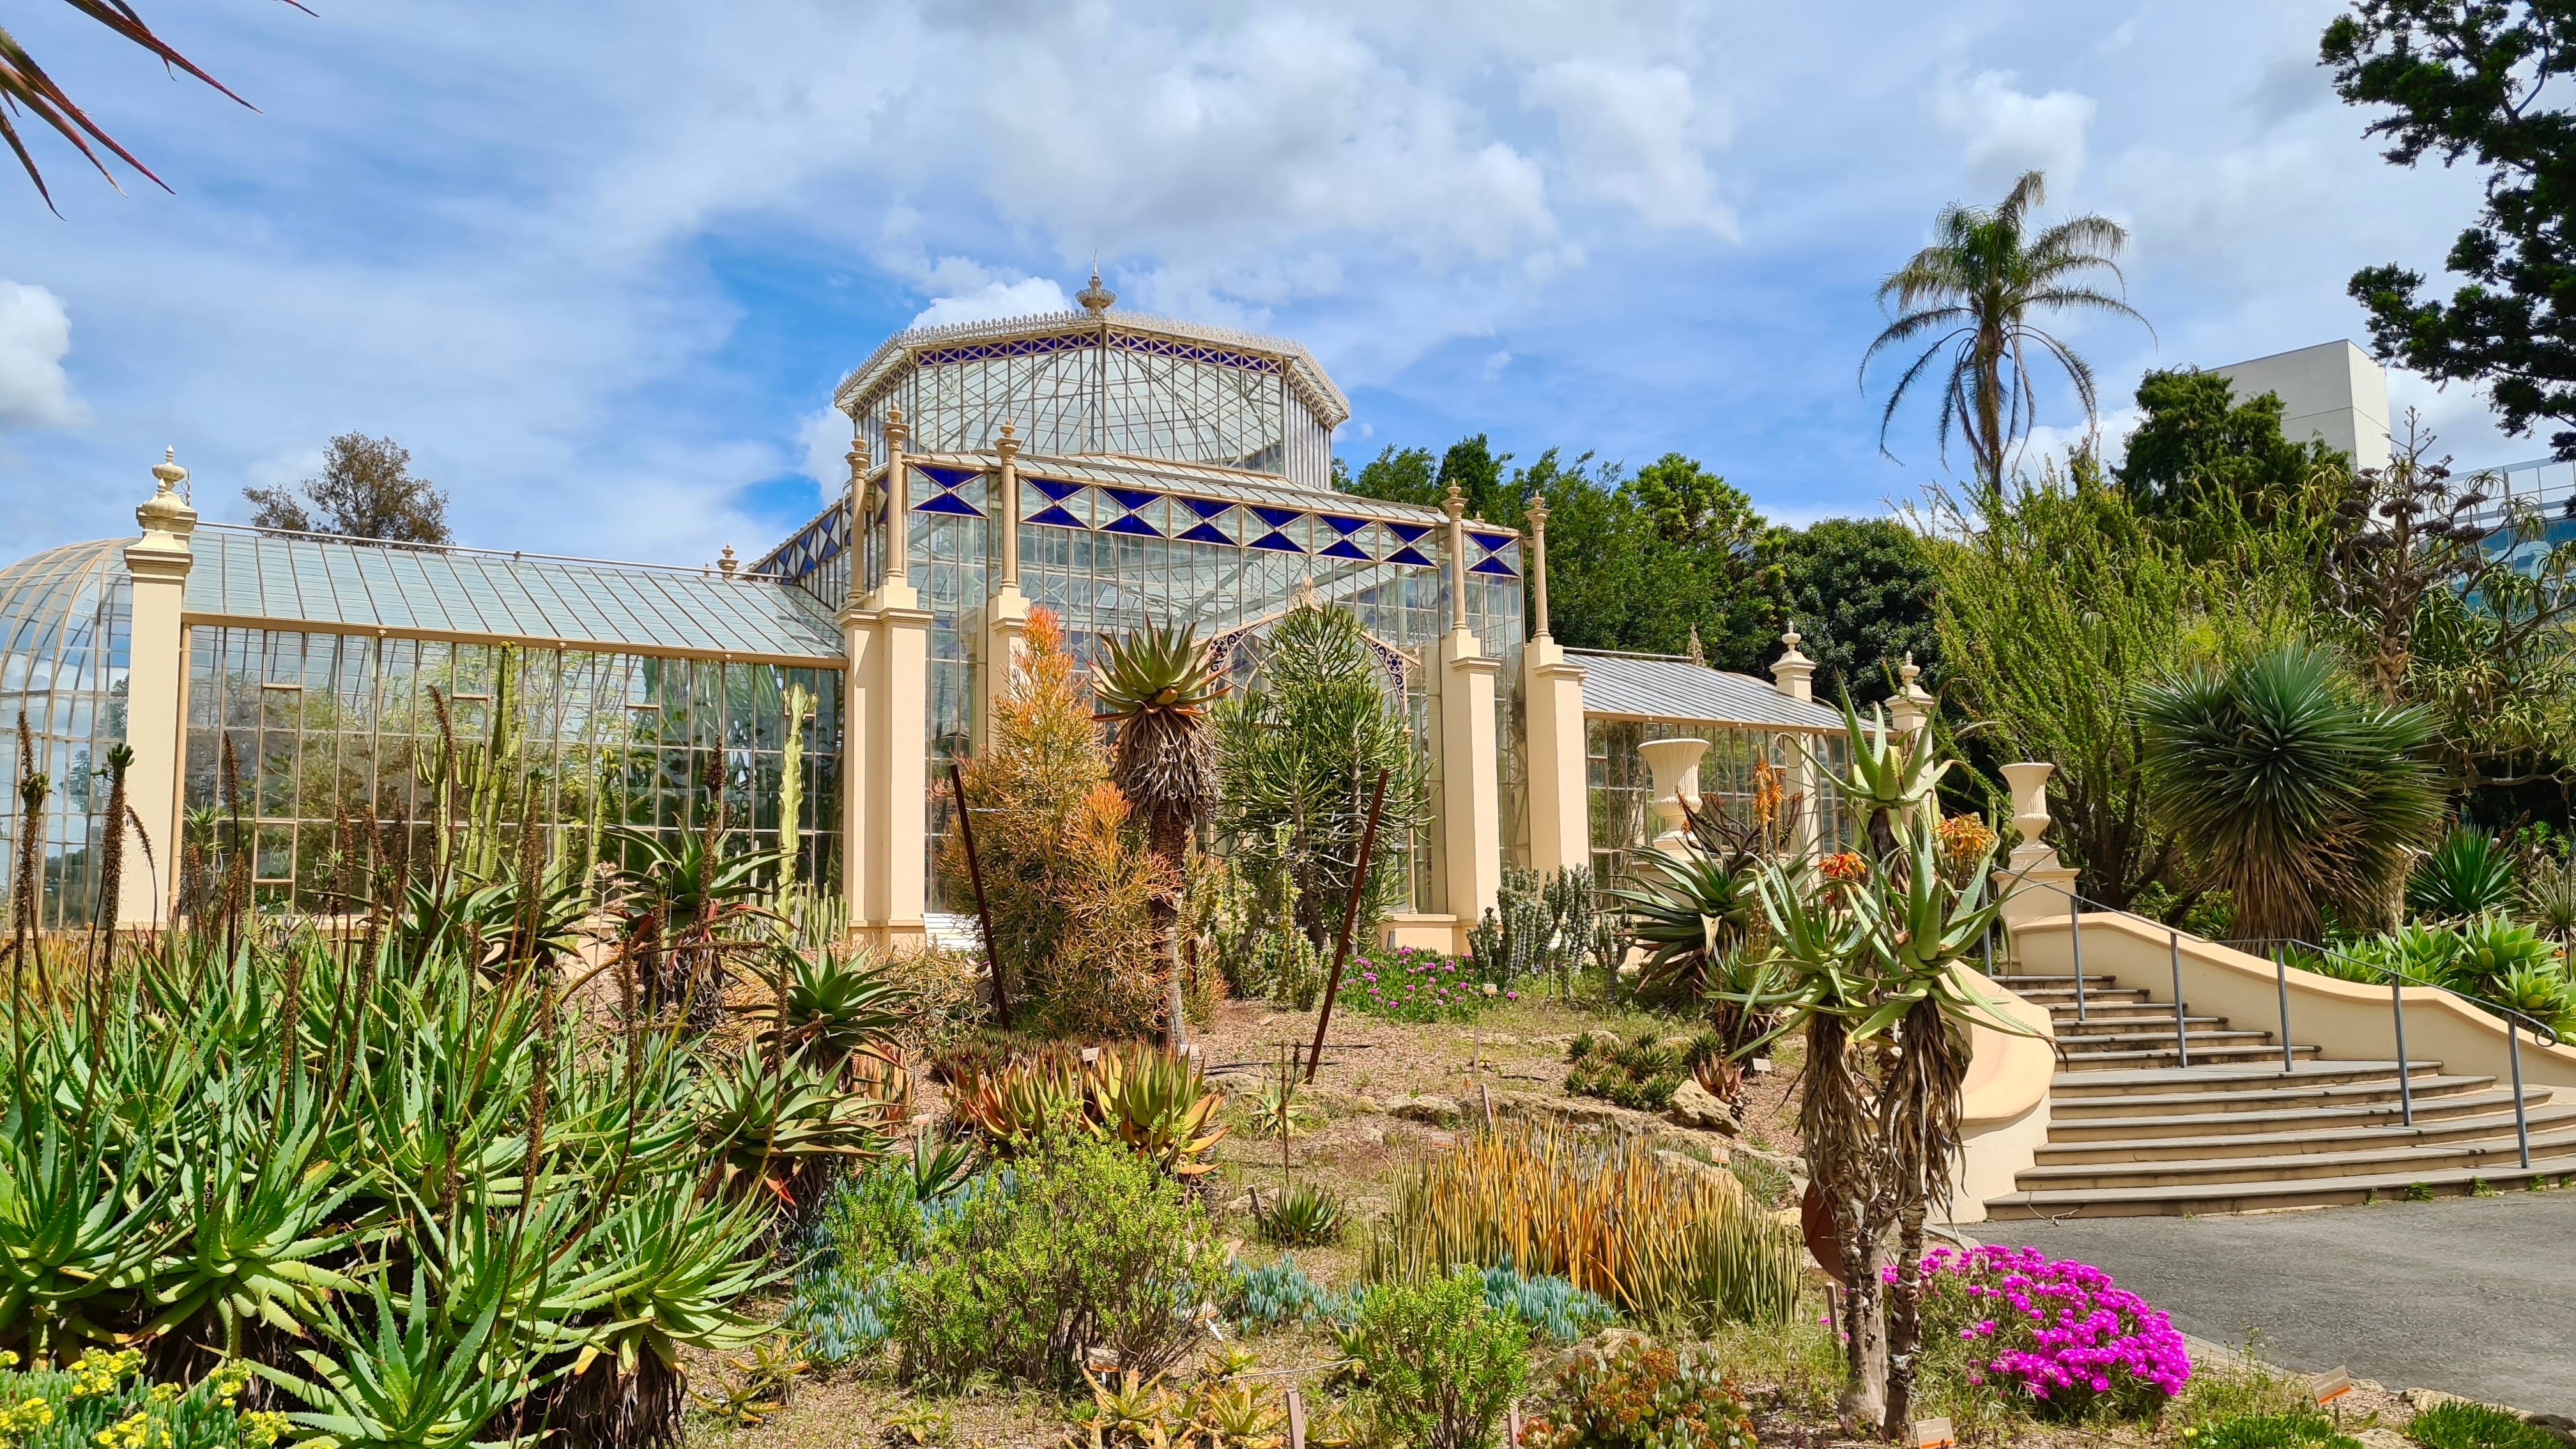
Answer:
top-left (0, 280), bottom-right (1844, 941)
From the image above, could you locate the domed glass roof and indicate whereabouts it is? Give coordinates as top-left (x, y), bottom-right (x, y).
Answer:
top-left (0, 539), bottom-right (134, 930)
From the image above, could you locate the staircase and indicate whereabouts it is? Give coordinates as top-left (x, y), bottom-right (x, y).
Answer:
top-left (1982, 967), bottom-right (2576, 1217)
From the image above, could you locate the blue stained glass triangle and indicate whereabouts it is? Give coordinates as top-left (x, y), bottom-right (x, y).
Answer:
top-left (1027, 505), bottom-right (1087, 530)
top-left (1254, 506), bottom-right (1303, 528)
top-left (915, 491), bottom-right (983, 517)
top-left (1387, 522), bottom-right (1433, 544)
top-left (1248, 531), bottom-right (1305, 553)
top-left (1179, 496), bottom-right (1230, 519)
top-left (1176, 523), bottom-right (1233, 546)
top-left (1100, 513), bottom-right (1162, 538)
top-left (1470, 555), bottom-right (1519, 576)
top-left (1470, 532), bottom-right (1514, 555)
top-left (1387, 546), bottom-right (1434, 567)
top-left (1031, 477), bottom-right (1084, 501)
top-left (1105, 487), bottom-right (1160, 512)
top-left (1321, 514), bottom-right (1368, 537)
top-left (916, 463), bottom-right (981, 489)
top-left (1318, 539), bottom-right (1370, 560)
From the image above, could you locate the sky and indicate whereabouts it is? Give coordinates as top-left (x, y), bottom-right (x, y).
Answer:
top-left (0, 0), bottom-right (2535, 565)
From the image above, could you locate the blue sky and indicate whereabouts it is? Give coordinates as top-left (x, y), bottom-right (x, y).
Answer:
top-left (0, 0), bottom-right (2531, 565)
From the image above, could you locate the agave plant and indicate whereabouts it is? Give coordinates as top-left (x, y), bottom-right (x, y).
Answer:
top-left (2408, 827), bottom-right (2520, 921)
top-left (2487, 960), bottom-right (2576, 1036)
top-left (2450, 915), bottom-right (2563, 990)
top-left (1614, 847), bottom-right (1765, 1013)
top-left (740, 944), bottom-right (912, 1082)
top-left (1254, 1183), bottom-right (1344, 1247)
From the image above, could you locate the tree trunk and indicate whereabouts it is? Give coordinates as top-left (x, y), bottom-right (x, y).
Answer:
top-left (1882, 1204), bottom-right (1928, 1439)
top-left (1839, 1216), bottom-right (1892, 1429)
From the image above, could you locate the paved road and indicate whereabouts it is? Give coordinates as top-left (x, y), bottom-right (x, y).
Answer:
top-left (1995, 1193), bottom-right (2576, 1416)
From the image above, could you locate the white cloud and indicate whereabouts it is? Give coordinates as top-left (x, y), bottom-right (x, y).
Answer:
top-left (908, 277), bottom-right (1073, 330)
top-left (796, 407), bottom-right (855, 501)
top-left (0, 281), bottom-right (79, 429)
top-left (1934, 70), bottom-right (2096, 189)
top-left (1482, 350), bottom-right (1514, 381)
top-left (1525, 60), bottom-right (1735, 235)
top-left (2025, 405), bottom-right (2144, 471)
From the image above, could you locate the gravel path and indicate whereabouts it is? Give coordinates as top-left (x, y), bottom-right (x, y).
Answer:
top-left (1995, 1192), bottom-right (2576, 1416)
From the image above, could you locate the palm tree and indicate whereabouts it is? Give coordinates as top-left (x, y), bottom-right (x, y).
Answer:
top-left (1092, 618), bottom-right (1225, 1046)
top-left (1862, 170), bottom-right (2149, 486)
top-left (2138, 644), bottom-right (2442, 940)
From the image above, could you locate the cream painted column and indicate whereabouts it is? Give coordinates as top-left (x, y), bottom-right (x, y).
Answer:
top-left (1519, 494), bottom-right (1590, 879)
top-left (979, 422), bottom-right (1029, 751)
top-left (1437, 482), bottom-right (1501, 947)
top-left (1769, 629), bottom-right (1822, 859)
top-left (121, 448), bottom-right (194, 926)
top-left (861, 408), bottom-right (930, 949)
top-left (837, 430), bottom-right (872, 929)
top-left (1995, 761), bottom-right (2076, 929)
top-left (1887, 653), bottom-right (1934, 737)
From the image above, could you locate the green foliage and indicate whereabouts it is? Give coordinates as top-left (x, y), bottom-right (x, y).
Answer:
top-left (2115, 369), bottom-right (2350, 527)
top-left (1862, 170), bottom-right (2147, 486)
top-left (1524, 1340), bottom-right (1756, 1449)
top-left (2184, 1410), bottom-right (2361, 1449)
top-left (245, 433), bottom-right (453, 546)
top-left (2140, 644), bottom-right (2441, 940)
top-left (1346, 1268), bottom-right (1529, 1449)
top-left (1255, 1183), bottom-right (1347, 1247)
top-left (2405, 1400), bottom-right (2562, 1449)
top-left (886, 1133), bottom-right (1229, 1391)
top-left (2522, 854), bottom-right (2576, 940)
top-left (2324, 2), bottom-right (2576, 459)
top-left (0, 1353), bottom-right (287, 1449)
top-left (742, 945), bottom-right (913, 1079)
top-left (1226, 1255), bottom-right (1360, 1334)
top-left (1213, 602), bottom-right (1430, 954)
top-left (1562, 1031), bottom-right (1690, 1112)
top-left (1616, 847), bottom-right (1765, 1015)
top-left (1471, 1266), bottom-right (1617, 1346)
top-left (1767, 518), bottom-right (1941, 705)
top-left (1092, 618), bottom-right (1223, 857)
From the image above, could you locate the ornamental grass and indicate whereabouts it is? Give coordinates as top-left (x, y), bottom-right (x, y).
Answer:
top-left (1364, 1123), bottom-right (1803, 1331)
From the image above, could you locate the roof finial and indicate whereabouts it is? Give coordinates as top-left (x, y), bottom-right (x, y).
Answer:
top-left (1687, 624), bottom-right (1706, 669)
top-left (718, 544), bottom-right (738, 578)
top-left (1077, 263), bottom-right (1116, 316)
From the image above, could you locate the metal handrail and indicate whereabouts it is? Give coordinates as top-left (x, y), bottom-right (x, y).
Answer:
top-left (2000, 879), bottom-right (2561, 1170)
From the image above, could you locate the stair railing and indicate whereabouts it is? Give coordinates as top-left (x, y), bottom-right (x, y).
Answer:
top-left (2223, 935), bottom-right (2562, 1169)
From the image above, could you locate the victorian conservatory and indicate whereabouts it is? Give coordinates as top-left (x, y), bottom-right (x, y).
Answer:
top-left (0, 278), bottom-right (1847, 944)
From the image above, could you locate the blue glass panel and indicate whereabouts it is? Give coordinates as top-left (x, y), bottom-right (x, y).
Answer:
top-left (1100, 513), bottom-right (1162, 538)
top-left (1320, 515), bottom-right (1368, 537)
top-left (1387, 522), bottom-right (1433, 544)
top-left (1031, 477), bottom-right (1084, 501)
top-left (1318, 538), bottom-right (1370, 560)
top-left (1179, 496), bottom-right (1230, 519)
top-left (1175, 523), bottom-right (1232, 546)
top-left (1248, 531), bottom-right (1303, 553)
top-left (916, 491), bottom-right (983, 517)
top-left (916, 463), bottom-right (981, 490)
top-left (1469, 555), bottom-right (1518, 576)
top-left (1254, 505), bottom-right (1303, 528)
top-left (1469, 531), bottom-right (1514, 555)
top-left (1386, 546), bottom-right (1434, 567)
top-left (1105, 487), bottom-right (1160, 512)
top-left (1027, 505), bottom-right (1087, 530)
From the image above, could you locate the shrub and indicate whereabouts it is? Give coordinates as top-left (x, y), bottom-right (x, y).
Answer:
top-left (2410, 828), bottom-right (2520, 921)
top-left (1912, 1245), bottom-right (2189, 1417)
top-left (2184, 1409), bottom-right (2361, 1449)
top-left (1524, 1339), bottom-right (1755, 1449)
top-left (785, 1156), bottom-right (985, 1367)
top-left (1368, 1124), bottom-right (1802, 1331)
top-left (2406, 1401), bottom-right (2562, 1449)
top-left (0, 1353), bottom-right (286, 1449)
top-left (1346, 1268), bottom-right (1529, 1449)
top-left (1257, 1183), bottom-right (1347, 1246)
top-left (1344, 947), bottom-right (1513, 1022)
top-left (887, 1133), bottom-right (1229, 1390)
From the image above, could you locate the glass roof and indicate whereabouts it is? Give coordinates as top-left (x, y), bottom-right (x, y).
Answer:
top-left (903, 450), bottom-right (1469, 530)
top-left (182, 527), bottom-right (844, 661)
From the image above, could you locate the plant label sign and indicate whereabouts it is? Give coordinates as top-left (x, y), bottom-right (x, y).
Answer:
top-left (1286, 1386), bottom-right (1307, 1449)
top-left (1915, 1418), bottom-right (1956, 1449)
top-left (2311, 1368), bottom-right (2352, 1406)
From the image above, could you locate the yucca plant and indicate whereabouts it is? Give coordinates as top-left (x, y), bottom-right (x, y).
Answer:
top-left (2409, 827), bottom-right (2520, 921)
top-left (1255, 1183), bottom-right (1345, 1247)
top-left (1093, 620), bottom-right (1226, 863)
top-left (2522, 858), bottom-right (2576, 943)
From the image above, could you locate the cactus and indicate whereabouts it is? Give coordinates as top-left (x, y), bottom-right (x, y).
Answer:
top-left (778, 684), bottom-right (811, 898)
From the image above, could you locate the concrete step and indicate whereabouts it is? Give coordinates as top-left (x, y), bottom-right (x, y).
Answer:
top-left (2058, 1027), bottom-right (2281, 1051)
top-left (2059, 1042), bottom-right (2320, 1070)
top-left (2035, 1100), bottom-right (2576, 1165)
top-left (2049, 1061), bottom-right (2443, 1098)
top-left (2014, 1124), bottom-right (2576, 1191)
top-left (2003, 986), bottom-right (2149, 1005)
top-left (2049, 1015), bottom-right (2230, 1038)
top-left (2046, 1081), bottom-right (2520, 1136)
top-left (1986, 1155), bottom-right (2576, 1218)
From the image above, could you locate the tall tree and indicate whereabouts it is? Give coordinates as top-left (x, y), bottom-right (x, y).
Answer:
top-left (2, 1), bottom-right (293, 209)
top-left (1765, 518), bottom-right (1940, 705)
top-left (2114, 369), bottom-right (2351, 524)
top-left (1629, 452), bottom-right (1761, 553)
top-left (1437, 434), bottom-right (1514, 521)
top-left (1341, 445), bottom-right (1441, 507)
top-left (245, 433), bottom-right (454, 544)
top-left (1862, 171), bottom-right (2150, 486)
top-left (2325, 1), bottom-right (2576, 458)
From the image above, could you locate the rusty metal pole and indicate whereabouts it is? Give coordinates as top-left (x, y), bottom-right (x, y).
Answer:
top-left (949, 759), bottom-right (1010, 1029)
top-left (1307, 768), bottom-right (1390, 1085)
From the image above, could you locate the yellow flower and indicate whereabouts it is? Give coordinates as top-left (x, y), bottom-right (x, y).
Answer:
top-left (238, 1410), bottom-right (293, 1448)
top-left (148, 1385), bottom-right (181, 1405)
top-left (95, 1410), bottom-right (151, 1449)
top-left (0, 1396), bottom-right (58, 1438)
top-left (68, 1349), bottom-right (142, 1399)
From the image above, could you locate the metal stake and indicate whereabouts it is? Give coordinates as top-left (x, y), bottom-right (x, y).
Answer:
top-left (2509, 1019), bottom-right (2531, 1169)
top-left (949, 759), bottom-right (1009, 1030)
top-left (2168, 929), bottom-right (2189, 1068)
top-left (2391, 977), bottom-right (2412, 1126)
top-left (2274, 951), bottom-right (2295, 1073)
top-left (1307, 769), bottom-right (1390, 1084)
top-left (2068, 892), bottom-right (2087, 1023)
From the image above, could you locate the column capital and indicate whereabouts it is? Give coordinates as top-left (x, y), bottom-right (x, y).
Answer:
top-left (882, 404), bottom-right (908, 450)
top-left (1769, 626), bottom-right (1815, 703)
top-left (995, 419), bottom-right (1019, 464)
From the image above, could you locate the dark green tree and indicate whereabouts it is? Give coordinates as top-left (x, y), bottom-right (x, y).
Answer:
top-left (1342, 445), bottom-right (1442, 507)
top-left (245, 433), bottom-right (454, 545)
top-left (2324, 1), bottom-right (2576, 457)
top-left (1765, 519), bottom-right (1940, 705)
top-left (1437, 434), bottom-right (1514, 521)
top-left (1630, 453), bottom-right (1763, 553)
top-left (2113, 369), bottom-right (2350, 522)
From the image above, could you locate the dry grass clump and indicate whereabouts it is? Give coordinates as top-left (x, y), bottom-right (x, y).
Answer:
top-left (1365, 1123), bottom-right (1805, 1331)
